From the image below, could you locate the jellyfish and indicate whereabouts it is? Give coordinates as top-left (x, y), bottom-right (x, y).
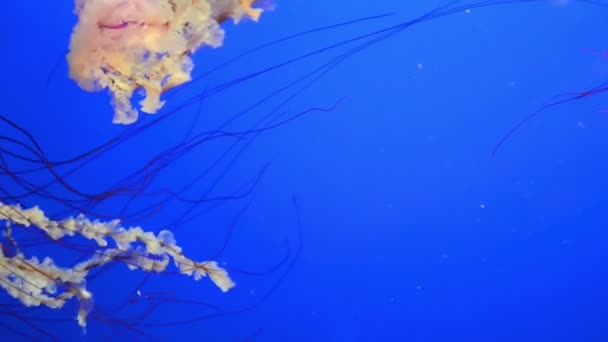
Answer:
top-left (67, 0), bottom-right (263, 124)
top-left (1, 0), bottom-right (294, 339)
top-left (0, 202), bottom-right (234, 329)
top-left (1, 0), bottom-right (606, 340)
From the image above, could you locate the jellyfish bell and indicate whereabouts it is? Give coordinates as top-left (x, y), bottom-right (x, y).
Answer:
top-left (67, 0), bottom-right (264, 125)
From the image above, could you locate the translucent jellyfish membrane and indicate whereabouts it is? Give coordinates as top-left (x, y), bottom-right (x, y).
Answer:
top-left (67, 0), bottom-right (263, 124)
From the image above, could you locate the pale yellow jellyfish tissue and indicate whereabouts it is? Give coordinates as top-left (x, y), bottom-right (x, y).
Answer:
top-left (67, 0), bottom-right (264, 124)
top-left (0, 202), bottom-right (234, 329)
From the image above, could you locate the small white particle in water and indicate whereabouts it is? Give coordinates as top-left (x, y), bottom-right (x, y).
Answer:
top-left (480, 204), bottom-right (486, 209)
top-left (416, 285), bottom-right (422, 290)
top-left (577, 122), bottom-right (585, 128)
top-left (465, 9), bottom-right (471, 14)
top-left (417, 63), bottom-right (424, 70)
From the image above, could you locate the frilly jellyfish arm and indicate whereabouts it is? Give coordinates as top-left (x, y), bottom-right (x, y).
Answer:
top-left (0, 202), bottom-right (234, 330)
top-left (67, 0), bottom-right (264, 124)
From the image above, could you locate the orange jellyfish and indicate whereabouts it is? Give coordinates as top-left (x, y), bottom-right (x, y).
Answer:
top-left (67, 0), bottom-right (263, 124)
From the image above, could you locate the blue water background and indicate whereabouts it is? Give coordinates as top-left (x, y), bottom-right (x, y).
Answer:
top-left (1, 1), bottom-right (608, 341)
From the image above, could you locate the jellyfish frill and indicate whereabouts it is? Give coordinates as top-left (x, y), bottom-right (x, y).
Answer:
top-left (67, 0), bottom-right (264, 124)
top-left (0, 202), bottom-right (234, 329)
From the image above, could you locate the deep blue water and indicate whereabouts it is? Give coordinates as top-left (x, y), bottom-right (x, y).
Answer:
top-left (1, 1), bottom-right (608, 341)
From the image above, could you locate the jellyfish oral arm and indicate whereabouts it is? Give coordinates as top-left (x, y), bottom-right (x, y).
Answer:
top-left (0, 202), bottom-right (234, 330)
